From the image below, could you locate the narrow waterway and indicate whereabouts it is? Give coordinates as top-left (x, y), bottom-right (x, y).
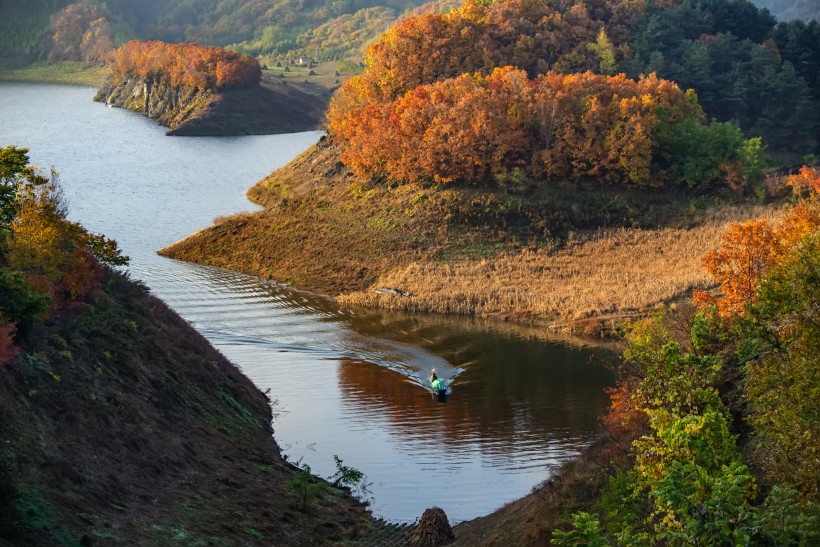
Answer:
top-left (0, 82), bottom-right (614, 523)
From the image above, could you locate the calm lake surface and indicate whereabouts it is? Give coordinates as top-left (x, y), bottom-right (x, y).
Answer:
top-left (0, 82), bottom-right (614, 523)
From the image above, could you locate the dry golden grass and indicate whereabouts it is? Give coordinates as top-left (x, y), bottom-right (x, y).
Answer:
top-left (338, 205), bottom-right (782, 331)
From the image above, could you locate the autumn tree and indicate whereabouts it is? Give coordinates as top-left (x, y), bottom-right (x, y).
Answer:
top-left (330, 67), bottom-right (759, 190)
top-left (50, 3), bottom-right (114, 64)
top-left (330, 0), bottom-right (628, 118)
top-left (740, 233), bottom-right (819, 496)
top-left (686, 166), bottom-right (819, 496)
top-left (5, 164), bottom-right (127, 308)
top-left (112, 41), bottom-right (262, 91)
top-left (694, 166), bottom-right (820, 318)
top-left (1, 146), bottom-right (48, 234)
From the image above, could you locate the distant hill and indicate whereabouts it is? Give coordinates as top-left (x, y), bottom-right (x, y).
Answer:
top-left (749, 0), bottom-right (819, 21)
top-left (0, 0), bottom-right (440, 65)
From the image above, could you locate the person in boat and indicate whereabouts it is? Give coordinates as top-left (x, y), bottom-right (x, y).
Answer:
top-left (430, 368), bottom-right (445, 392)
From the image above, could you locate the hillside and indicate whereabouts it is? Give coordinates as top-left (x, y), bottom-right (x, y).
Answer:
top-left (3, 1), bottom-right (818, 152)
top-left (0, 269), bottom-right (397, 546)
top-left (0, 146), bottom-right (412, 546)
top-left (157, 0), bottom-right (818, 332)
top-left (0, 0), bottom-right (429, 66)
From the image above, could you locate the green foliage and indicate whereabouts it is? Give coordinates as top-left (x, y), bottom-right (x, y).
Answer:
top-left (330, 455), bottom-right (363, 487)
top-left (0, 0), bottom-right (70, 62)
top-left (738, 233), bottom-right (820, 494)
top-left (587, 30), bottom-right (616, 76)
top-left (622, 1), bottom-right (819, 154)
top-left (0, 270), bottom-right (50, 328)
top-left (748, 486), bottom-right (819, 544)
top-left (590, 218), bottom-right (820, 542)
top-left (656, 117), bottom-right (760, 191)
top-left (0, 145), bottom-right (48, 233)
top-left (330, 454), bottom-right (370, 498)
top-left (622, 316), bottom-right (723, 420)
top-left (598, 469), bottom-right (651, 540)
top-left (289, 461), bottom-right (328, 511)
top-left (598, 312), bottom-right (760, 544)
top-left (70, 225), bottom-right (129, 266)
top-left (551, 512), bottom-right (610, 546)
top-left (649, 460), bottom-right (756, 546)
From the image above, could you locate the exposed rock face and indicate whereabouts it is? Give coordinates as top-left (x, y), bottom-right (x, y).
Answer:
top-left (94, 73), bottom-right (326, 136)
top-left (95, 74), bottom-right (214, 132)
top-left (409, 507), bottom-right (455, 546)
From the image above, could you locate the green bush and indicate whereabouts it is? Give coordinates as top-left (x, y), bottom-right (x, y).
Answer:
top-left (0, 269), bottom-right (50, 327)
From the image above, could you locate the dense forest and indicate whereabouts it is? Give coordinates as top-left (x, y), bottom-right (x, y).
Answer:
top-left (327, 0), bottom-right (818, 197)
top-left (2, 1), bottom-right (818, 158)
top-left (0, 0), bottom-right (431, 65)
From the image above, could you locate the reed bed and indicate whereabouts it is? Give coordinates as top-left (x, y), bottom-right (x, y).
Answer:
top-left (338, 205), bottom-right (782, 329)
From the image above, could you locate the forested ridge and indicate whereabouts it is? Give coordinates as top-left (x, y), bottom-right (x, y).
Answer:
top-left (328, 0), bottom-right (819, 190)
top-left (0, 0), bottom-right (431, 65)
top-left (2, 1), bottom-right (818, 159)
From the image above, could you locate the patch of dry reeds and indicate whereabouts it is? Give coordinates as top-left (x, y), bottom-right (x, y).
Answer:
top-left (338, 205), bottom-right (782, 330)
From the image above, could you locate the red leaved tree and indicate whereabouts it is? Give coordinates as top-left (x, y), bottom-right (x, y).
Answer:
top-left (113, 41), bottom-right (261, 91)
top-left (694, 166), bottom-right (820, 317)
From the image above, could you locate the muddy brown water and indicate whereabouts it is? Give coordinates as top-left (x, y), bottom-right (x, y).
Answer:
top-left (1, 82), bottom-right (614, 523)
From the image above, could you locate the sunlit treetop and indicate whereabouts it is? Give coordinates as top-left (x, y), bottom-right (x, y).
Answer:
top-left (112, 41), bottom-right (262, 91)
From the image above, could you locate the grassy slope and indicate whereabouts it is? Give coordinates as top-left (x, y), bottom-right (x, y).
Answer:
top-left (0, 269), bottom-right (398, 546)
top-left (161, 137), bottom-right (780, 334)
top-left (0, 62), bottom-right (110, 87)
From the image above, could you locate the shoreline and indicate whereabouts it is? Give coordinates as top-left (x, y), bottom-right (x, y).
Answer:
top-left (160, 140), bottom-right (783, 337)
top-left (0, 61), bottom-right (110, 87)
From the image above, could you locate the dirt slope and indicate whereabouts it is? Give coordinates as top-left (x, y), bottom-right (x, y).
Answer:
top-left (0, 269), bottom-right (398, 546)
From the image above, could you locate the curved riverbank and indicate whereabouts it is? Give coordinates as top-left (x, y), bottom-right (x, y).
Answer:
top-left (160, 137), bottom-right (781, 335)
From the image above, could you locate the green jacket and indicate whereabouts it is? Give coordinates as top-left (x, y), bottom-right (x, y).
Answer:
top-left (431, 378), bottom-right (445, 391)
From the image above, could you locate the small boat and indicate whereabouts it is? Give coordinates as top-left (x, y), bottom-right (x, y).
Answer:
top-left (431, 378), bottom-right (448, 403)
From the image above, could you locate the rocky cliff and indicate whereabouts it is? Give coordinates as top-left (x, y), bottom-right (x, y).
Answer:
top-left (94, 73), bottom-right (327, 136)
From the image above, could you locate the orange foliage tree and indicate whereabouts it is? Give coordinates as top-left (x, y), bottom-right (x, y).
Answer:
top-left (6, 177), bottom-right (126, 308)
top-left (695, 166), bottom-right (820, 317)
top-left (335, 0), bottom-right (610, 111)
top-left (330, 68), bottom-right (703, 187)
top-left (113, 41), bottom-right (261, 91)
top-left (50, 3), bottom-right (114, 64)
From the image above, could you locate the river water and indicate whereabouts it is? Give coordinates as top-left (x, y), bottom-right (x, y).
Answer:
top-left (0, 82), bottom-right (614, 523)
